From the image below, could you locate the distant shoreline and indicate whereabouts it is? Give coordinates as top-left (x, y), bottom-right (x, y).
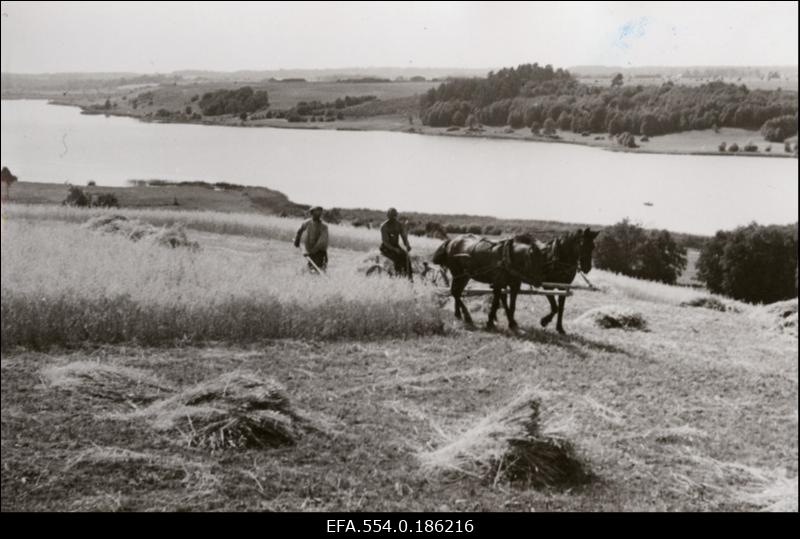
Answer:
top-left (7, 97), bottom-right (793, 159)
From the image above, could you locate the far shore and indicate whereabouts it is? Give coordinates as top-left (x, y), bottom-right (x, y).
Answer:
top-left (22, 97), bottom-right (798, 159)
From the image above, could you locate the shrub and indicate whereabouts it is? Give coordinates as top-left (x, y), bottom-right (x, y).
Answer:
top-left (594, 219), bottom-right (686, 284)
top-left (743, 141), bottom-right (758, 152)
top-left (728, 142), bottom-right (739, 152)
top-left (760, 115), bottom-right (797, 142)
top-left (542, 118), bottom-right (556, 135)
top-left (697, 223), bottom-right (797, 303)
top-left (616, 132), bottom-right (638, 148)
top-left (530, 121), bottom-right (541, 135)
top-left (63, 185), bottom-right (90, 207)
top-left (185, 106), bottom-right (192, 115)
top-left (786, 141), bottom-right (793, 153)
top-left (718, 141), bottom-right (727, 152)
top-left (93, 193), bottom-right (119, 208)
top-left (87, 180), bottom-right (96, 187)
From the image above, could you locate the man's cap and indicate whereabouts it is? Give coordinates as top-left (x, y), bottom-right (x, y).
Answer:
top-left (310, 206), bottom-right (323, 213)
top-left (387, 207), bottom-right (398, 217)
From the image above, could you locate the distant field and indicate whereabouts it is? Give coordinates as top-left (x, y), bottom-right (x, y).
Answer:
top-left (580, 76), bottom-right (799, 92)
top-left (38, 79), bottom-right (436, 116)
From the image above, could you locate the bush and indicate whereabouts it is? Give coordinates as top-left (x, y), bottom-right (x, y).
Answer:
top-left (198, 87), bottom-right (269, 116)
top-left (93, 193), bottom-right (119, 208)
top-left (530, 121), bottom-right (541, 135)
top-left (697, 223), bottom-right (797, 303)
top-left (87, 180), bottom-right (96, 186)
top-left (62, 185), bottom-right (90, 207)
top-left (718, 141), bottom-right (726, 152)
top-left (616, 132), bottom-right (638, 148)
top-left (728, 142), bottom-right (739, 152)
top-left (542, 118), bottom-right (556, 135)
top-left (743, 141), bottom-right (758, 152)
top-left (594, 219), bottom-right (687, 284)
top-left (760, 115), bottom-right (797, 142)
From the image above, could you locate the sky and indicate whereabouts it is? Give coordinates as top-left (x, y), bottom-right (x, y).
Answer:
top-left (1, 1), bottom-right (798, 73)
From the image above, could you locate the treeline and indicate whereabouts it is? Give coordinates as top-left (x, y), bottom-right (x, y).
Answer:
top-left (697, 223), bottom-right (797, 304)
top-left (593, 219), bottom-right (687, 285)
top-left (420, 63), bottom-right (798, 140)
top-left (198, 86), bottom-right (269, 116)
top-left (294, 95), bottom-right (377, 115)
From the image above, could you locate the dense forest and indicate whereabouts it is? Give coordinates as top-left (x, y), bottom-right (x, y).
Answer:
top-left (197, 86), bottom-right (270, 116)
top-left (420, 63), bottom-right (798, 139)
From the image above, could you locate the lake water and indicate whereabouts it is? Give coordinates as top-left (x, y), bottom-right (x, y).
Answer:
top-left (2, 99), bottom-right (797, 235)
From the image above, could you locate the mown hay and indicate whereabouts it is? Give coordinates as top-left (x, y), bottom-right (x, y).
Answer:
top-left (83, 214), bottom-right (198, 249)
top-left (680, 296), bottom-right (730, 312)
top-left (419, 389), bottom-right (591, 489)
top-left (575, 305), bottom-right (648, 330)
top-left (41, 361), bottom-right (172, 405)
top-left (755, 299), bottom-right (798, 338)
top-left (132, 372), bottom-right (306, 450)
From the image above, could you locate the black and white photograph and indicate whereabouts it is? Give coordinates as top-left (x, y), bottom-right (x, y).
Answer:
top-left (1, 1), bottom-right (797, 516)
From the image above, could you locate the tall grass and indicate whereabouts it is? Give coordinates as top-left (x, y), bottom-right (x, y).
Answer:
top-left (1, 203), bottom-right (443, 254)
top-left (1, 220), bottom-right (444, 349)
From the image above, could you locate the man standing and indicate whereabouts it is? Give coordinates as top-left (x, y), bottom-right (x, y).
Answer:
top-left (294, 206), bottom-right (329, 273)
top-left (380, 207), bottom-right (412, 279)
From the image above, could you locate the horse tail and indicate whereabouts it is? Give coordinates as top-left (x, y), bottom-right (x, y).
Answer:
top-left (432, 239), bottom-right (451, 267)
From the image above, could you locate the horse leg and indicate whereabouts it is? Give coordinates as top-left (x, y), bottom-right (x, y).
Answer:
top-left (506, 282), bottom-right (520, 330)
top-left (452, 276), bottom-right (473, 326)
top-left (541, 293), bottom-right (558, 327)
top-left (486, 288), bottom-right (501, 329)
top-left (556, 295), bottom-right (567, 334)
top-left (451, 275), bottom-right (463, 319)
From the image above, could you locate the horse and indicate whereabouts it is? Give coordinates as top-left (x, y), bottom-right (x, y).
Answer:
top-left (523, 228), bottom-right (599, 334)
top-left (432, 234), bottom-right (545, 330)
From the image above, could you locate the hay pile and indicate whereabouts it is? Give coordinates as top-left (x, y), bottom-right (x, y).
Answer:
top-left (419, 389), bottom-right (591, 489)
top-left (41, 361), bottom-right (172, 406)
top-left (680, 296), bottom-right (731, 312)
top-left (132, 372), bottom-right (306, 450)
top-left (755, 299), bottom-right (798, 338)
top-left (575, 305), bottom-right (648, 331)
top-left (83, 214), bottom-right (199, 249)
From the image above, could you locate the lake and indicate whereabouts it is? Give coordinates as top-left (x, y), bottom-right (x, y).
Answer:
top-left (1, 99), bottom-right (797, 235)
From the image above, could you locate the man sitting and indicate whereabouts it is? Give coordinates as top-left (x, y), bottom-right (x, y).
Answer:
top-left (379, 207), bottom-right (412, 280)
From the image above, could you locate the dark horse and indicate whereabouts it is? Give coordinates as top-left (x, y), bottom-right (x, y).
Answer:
top-left (432, 235), bottom-right (545, 329)
top-left (525, 228), bottom-right (599, 334)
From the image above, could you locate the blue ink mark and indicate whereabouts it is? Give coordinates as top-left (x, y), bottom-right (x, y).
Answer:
top-left (615, 16), bottom-right (649, 50)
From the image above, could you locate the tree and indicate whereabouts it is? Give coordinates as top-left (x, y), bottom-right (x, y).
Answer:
top-left (760, 115), bottom-right (797, 142)
top-left (62, 185), bottom-right (90, 207)
top-left (103, 98), bottom-right (111, 110)
top-left (1, 166), bottom-right (18, 201)
top-left (611, 73), bottom-right (624, 87)
top-left (697, 223), bottom-right (797, 303)
top-left (594, 219), bottom-right (686, 283)
top-left (542, 117), bottom-right (556, 135)
top-left (635, 230), bottom-right (687, 284)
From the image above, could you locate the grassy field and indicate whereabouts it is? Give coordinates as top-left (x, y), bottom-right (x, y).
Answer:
top-left (1, 205), bottom-right (796, 511)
